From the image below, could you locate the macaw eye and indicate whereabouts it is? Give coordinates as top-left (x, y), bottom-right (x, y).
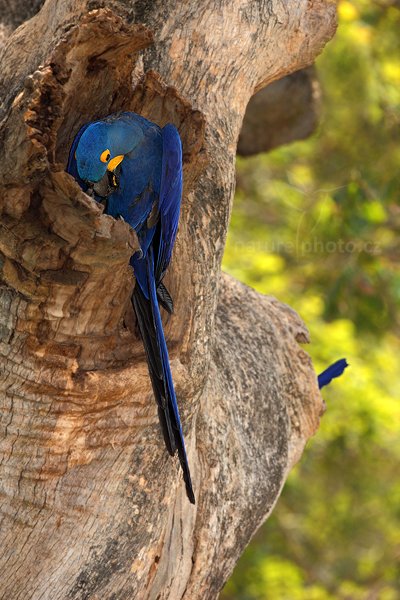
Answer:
top-left (100, 149), bottom-right (111, 163)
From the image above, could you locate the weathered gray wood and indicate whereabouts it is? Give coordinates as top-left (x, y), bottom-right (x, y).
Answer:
top-left (0, 1), bottom-right (336, 598)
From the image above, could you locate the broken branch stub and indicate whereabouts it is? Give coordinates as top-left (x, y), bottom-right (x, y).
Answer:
top-left (238, 67), bottom-right (321, 156)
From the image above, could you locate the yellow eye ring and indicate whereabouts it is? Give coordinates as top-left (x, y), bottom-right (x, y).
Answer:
top-left (100, 149), bottom-right (111, 163)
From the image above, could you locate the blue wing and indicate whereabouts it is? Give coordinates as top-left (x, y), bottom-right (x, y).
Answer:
top-left (129, 124), bottom-right (194, 502)
top-left (318, 358), bottom-right (348, 389)
top-left (155, 124), bottom-right (183, 283)
top-left (132, 123), bottom-right (182, 307)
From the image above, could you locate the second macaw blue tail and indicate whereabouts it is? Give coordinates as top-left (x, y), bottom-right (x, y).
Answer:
top-left (132, 250), bottom-right (195, 504)
top-left (318, 358), bottom-right (348, 389)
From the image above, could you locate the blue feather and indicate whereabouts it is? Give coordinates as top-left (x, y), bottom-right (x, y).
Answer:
top-left (156, 124), bottom-right (183, 283)
top-left (66, 123), bottom-right (90, 192)
top-left (318, 358), bottom-right (349, 389)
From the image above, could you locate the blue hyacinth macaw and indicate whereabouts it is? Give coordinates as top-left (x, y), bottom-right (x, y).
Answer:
top-left (318, 358), bottom-right (348, 389)
top-left (67, 112), bottom-right (195, 504)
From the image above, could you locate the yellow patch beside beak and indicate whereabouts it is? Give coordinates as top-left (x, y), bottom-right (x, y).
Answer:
top-left (107, 155), bottom-right (124, 171)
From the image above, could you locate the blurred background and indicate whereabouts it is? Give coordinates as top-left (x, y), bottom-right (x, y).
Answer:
top-left (221, 1), bottom-right (400, 599)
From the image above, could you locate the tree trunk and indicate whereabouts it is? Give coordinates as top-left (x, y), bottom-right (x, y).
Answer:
top-left (0, 2), bottom-right (336, 599)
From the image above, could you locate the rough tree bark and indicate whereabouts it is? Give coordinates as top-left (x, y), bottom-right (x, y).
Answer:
top-left (0, 2), bottom-right (336, 599)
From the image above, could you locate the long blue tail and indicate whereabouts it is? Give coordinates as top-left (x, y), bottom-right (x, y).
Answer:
top-left (318, 358), bottom-right (348, 389)
top-left (132, 250), bottom-right (195, 504)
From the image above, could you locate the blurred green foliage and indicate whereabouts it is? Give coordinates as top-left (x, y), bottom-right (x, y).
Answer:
top-left (221, 1), bottom-right (400, 598)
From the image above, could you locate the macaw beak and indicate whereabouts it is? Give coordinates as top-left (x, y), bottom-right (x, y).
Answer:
top-left (107, 155), bottom-right (124, 172)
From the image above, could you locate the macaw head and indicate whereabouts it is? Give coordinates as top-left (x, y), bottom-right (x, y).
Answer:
top-left (75, 118), bottom-right (144, 183)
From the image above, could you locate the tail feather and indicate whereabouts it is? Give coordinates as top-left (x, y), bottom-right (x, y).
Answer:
top-left (132, 252), bottom-right (195, 504)
top-left (132, 287), bottom-right (176, 456)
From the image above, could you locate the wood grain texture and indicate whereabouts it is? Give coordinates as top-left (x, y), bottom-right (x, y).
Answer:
top-left (0, 1), bottom-right (336, 598)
